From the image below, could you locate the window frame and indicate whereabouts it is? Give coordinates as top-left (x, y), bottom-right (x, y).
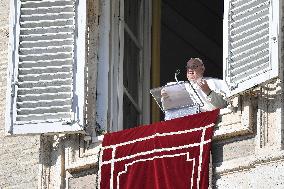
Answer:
top-left (95, 0), bottom-right (151, 133)
top-left (121, 0), bottom-right (144, 129)
top-left (117, 0), bottom-right (151, 130)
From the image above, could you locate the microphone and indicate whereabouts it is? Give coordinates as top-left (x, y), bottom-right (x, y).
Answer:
top-left (174, 69), bottom-right (180, 83)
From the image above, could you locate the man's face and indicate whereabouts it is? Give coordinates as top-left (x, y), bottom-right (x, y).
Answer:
top-left (186, 60), bottom-right (204, 81)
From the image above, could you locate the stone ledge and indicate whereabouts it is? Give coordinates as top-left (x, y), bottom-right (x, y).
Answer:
top-left (66, 156), bottom-right (98, 173)
top-left (213, 95), bottom-right (254, 140)
top-left (214, 150), bottom-right (284, 176)
top-left (66, 143), bottom-right (101, 173)
top-left (66, 162), bottom-right (97, 174)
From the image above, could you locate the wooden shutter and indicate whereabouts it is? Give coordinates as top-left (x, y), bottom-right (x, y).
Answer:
top-left (223, 0), bottom-right (280, 95)
top-left (6, 0), bottom-right (86, 134)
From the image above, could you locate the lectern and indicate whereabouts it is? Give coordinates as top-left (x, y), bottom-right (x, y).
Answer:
top-left (150, 81), bottom-right (201, 120)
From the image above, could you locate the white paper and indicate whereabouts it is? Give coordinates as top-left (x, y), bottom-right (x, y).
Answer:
top-left (161, 82), bottom-right (194, 110)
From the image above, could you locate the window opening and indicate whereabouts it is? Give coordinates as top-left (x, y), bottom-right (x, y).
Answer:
top-left (123, 0), bottom-right (143, 129)
top-left (160, 0), bottom-right (223, 85)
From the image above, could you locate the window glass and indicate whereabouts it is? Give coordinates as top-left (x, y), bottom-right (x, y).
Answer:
top-left (123, 0), bottom-right (142, 129)
top-left (123, 31), bottom-right (140, 102)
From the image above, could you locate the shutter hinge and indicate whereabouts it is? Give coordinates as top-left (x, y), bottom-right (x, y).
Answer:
top-left (230, 83), bottom-right (238, 90)
top-left (11, 81), bottom-right (18, 97)
top-left (62, 113), bottom-right (77, 125)
top-left (62, 119), bottom-right (77, 125)
top-left (228, 2), bottom-right (233, 22)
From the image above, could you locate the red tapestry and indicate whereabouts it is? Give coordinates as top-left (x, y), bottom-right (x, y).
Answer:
top-left (99, 109), bottom-right (219, 189)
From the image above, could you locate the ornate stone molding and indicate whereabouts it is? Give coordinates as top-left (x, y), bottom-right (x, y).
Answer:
top-left (214, 95), bottom-right (255, 139)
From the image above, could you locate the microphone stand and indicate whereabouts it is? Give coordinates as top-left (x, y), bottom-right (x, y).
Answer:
top-left (187, 80), bottom-right (205, 108)
top-left (174, 69), bottom-right (181, 83)
top-left (174, 69), bottom-right (204, 108)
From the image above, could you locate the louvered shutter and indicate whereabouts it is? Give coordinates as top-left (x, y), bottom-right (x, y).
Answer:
top-left (6, 0), bottom-right (86, 134)
top-left (223, 0), bottom-right (279, 95)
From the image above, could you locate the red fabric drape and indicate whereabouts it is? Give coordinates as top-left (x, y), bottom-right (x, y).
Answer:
top-left (99, 109), bottom-right (219, 189)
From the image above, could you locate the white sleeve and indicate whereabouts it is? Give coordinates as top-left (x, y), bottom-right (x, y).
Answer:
top-left (205, 78), bottom-right (229, 109)
top-left (207, 91), bottom-right (228, 109)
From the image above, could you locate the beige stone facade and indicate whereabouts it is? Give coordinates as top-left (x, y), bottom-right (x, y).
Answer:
top-left (212, 79), bottom-right (284, 188)
top-left (0, 0), bottom-right (284, 188)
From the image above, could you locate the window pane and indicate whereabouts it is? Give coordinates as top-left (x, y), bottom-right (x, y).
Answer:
top-left (123, 0), bottom-right (142, 129)
top-left (124, 0), bottom-right (141, 37)
top-left (123, 31), bottom-right (140, 102)
top-left (123, 94), bottom-right (139, 129)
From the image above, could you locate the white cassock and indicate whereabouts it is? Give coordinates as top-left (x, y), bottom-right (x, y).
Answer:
top-left (185, 77), bottom-right (230, 112)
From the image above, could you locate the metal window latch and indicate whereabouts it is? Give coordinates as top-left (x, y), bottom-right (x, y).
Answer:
top-left (271, 36), bottom-right (277, 43)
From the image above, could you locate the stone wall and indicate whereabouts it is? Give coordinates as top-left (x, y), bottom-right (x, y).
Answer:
top-left (212, 79), bottom-right (284, 188)
top-left (1, 0), bottom-right (283, 188)
top-left (215, 160), bottom-right (284, 188)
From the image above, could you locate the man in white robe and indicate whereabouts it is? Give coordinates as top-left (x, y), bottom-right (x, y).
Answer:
top-left (160, 58), bottom-right (229, 120)
top-left (185, 58), bottom-right (229, 112)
